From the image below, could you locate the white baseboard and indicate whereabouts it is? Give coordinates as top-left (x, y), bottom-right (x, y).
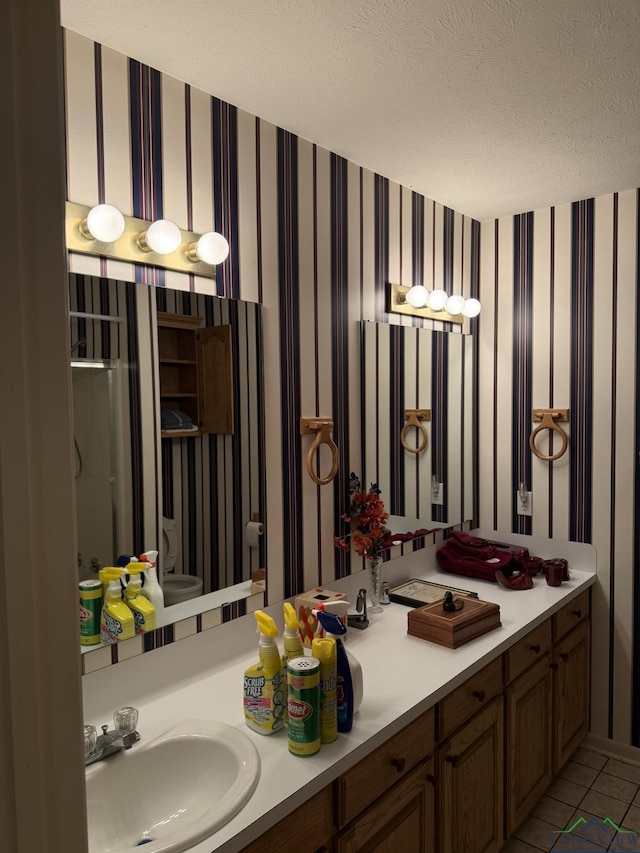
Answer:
top-left (583, 732), bottom-right (640, 765)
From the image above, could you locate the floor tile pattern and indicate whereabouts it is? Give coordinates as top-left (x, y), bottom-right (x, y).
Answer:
top-left (503, 747), bottom-right (640, 852)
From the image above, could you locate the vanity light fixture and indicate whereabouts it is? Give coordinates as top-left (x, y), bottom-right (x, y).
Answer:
top-left (187, 231), bottom-right (230, 265)
top-left (137, 219), bottom-right (182, 255)
top-left (388, 283), bottom-right (481, 324)
top-left (66, 201), bottom-right (227, 279)
top-left (80, 204), bottom-right (126, 243)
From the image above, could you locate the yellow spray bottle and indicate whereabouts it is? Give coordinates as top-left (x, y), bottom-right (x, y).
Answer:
top-left (282, 602), bottom-right (304, 665)
top-left (100, 568), bottom-right (135, 644)
top-left (243, 611), bottom-right (286, 734)
top-left (124, 562), bottom-right (156, 634)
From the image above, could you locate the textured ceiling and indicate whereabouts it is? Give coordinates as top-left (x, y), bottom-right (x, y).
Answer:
top-left (60, 0), bottom-right (640, 221)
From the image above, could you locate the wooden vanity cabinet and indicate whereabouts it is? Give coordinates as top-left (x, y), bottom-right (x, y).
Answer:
top-left (336, 707), bottom-right (436, 852)
top-left (438, 697), bottom-right (504, 853)
top-left (239, 785), bottom-right (335, 853)
top-left (334, 758), bottom-right (436, 853)
top-left (239, 588), bottom-right (592, 853)
top-left (552, 615), bottom-right (590, 773)
top-left (157, 312), bottom-right (233, 437)
top-left (504, 591), bottom-right (591, 839)
top-left (505, 653), bottom-right (554, 836)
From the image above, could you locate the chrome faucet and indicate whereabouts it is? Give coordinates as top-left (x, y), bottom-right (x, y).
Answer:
top-left (347, 588), bottom-right (369, 629)
top-left (84, 706), bottom-right (140, 766)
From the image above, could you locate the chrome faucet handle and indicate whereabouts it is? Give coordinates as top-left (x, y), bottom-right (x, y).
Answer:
top-left (114, 706), bottom-right (139, 733)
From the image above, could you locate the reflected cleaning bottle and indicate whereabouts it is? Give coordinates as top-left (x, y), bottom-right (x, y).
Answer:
top-left (124, 562), bottom-right (156, 634)
top-left (100, 569), bottom-right (135, 644)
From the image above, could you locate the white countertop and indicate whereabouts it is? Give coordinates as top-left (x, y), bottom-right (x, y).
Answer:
top-left (82, 531), bottom-right (596, 853)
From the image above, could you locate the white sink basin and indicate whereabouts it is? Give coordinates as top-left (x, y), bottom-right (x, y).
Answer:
top-left (85, 719), bottom-right (260, 853)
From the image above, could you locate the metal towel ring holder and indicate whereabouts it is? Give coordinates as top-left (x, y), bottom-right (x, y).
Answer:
top-left (529, 409), bottom-right (569, 462)
top-left (300, 418), bottom-right (340, 486)
top-left (400, 409), bottom-right (431, 454)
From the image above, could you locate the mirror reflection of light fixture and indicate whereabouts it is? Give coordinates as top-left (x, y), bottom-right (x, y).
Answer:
top-left (405, 285), bottom-right (429, 308)
top-left (80, 204), bottom-right (125, 243)
top-left (388, 283), bottom-right (480, 324)
top-left (66, 201), bottom-right (226, 280)
top-left (187, 231), bottom-right (229, 265)
top-left (137, 219), bottom-right (182, 255)
top-left (462, 298), bottom-right (481, 318)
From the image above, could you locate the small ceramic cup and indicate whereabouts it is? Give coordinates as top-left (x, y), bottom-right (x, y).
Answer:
top-left (543, 559), bottom-right (566, 587)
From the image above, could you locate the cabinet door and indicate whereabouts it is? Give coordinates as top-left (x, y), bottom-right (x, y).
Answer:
top-left (198, 324), bottom-right (233, 434)
top-left (553, 618), bottom-right (590, 773)
top-left (506, 654), bottom-right (553, 836)
top-left (439, 697), bottom-right (504, 853)
top-left (240, 784), bottom-right (334, 853)
top-left (335, 759), bottom-right (435, 853)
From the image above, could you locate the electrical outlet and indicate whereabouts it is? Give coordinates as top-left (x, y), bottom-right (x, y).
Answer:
top-left (516, 490), bottom-right (532, 516)
top-left (432, 483), bottom-right (444, 506)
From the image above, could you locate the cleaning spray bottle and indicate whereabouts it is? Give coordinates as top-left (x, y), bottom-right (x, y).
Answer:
top-left (243, 610), bottom-right (286, 735)
top-left (311, 628), bottom-right (337, 744)
top-left (282, 602), bottom-right (304, 666)
top-left (316, 610), bottom-right (354, 733)
top-left (140, 549), bottom-right (164, 626)
top-left (124, 562), bottom-right (157, 634)
top-left (100, 568), bottom-right (135, 644)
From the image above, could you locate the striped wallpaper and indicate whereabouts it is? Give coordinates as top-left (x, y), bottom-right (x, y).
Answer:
top-left (63, 28), bottom-right (478, 611)
top-left (478, 190), bottom-right (640, 746)
top-left (62, 28), bottom-right (640, 752)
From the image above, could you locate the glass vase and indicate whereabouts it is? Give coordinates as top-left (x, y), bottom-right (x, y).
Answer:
top-left (368, 556), bottom-right (384, 614)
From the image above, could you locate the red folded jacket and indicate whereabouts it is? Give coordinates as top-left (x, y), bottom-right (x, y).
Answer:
top-left (436, 531), bottom-right (531, 583)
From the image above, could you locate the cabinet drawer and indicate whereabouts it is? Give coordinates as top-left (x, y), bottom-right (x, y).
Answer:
top-left (336, 706), bottom-right (435, 828)
top-left (240, 785), bottom-right (334, 853)
top-left (505, 619), bottom-right (553, 684)
top-left (438, 656), bottom-right (503, 741)
top-left (553, 590), bottom-right (590, 642)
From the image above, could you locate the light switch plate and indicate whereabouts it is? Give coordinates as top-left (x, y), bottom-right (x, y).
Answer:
top-left (432, 483), bottom-right (444, 506)
top-left (516, 490), bottom-right (532, 516)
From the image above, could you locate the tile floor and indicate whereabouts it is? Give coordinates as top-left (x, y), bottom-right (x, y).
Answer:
top-left (503, 747), bottom-right (640, 852)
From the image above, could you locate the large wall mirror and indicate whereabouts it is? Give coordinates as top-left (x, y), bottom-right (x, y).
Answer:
top-left (361, 321), bottom-right (474, 537)
top-left (70, 273), bottom-right (265, 655)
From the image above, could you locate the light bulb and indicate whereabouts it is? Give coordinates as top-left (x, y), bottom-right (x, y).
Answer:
top-left (462, 298), bottom-right (481, 318)
top-left (82, 204), bottom-right (125, 243)
top-left (427, 289), bottom-right (448, 311)
top-left (405, 285), bottom-right (428, 308)
top-left (139, 219), bottom-right (181, 255)
top-left (446, 294), bottom-right (466, 315)
top-left (190, 231), bottom-right (229, 265)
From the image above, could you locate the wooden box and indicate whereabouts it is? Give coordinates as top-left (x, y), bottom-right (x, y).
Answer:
top-left (407, 597), bottom-right (501, 648)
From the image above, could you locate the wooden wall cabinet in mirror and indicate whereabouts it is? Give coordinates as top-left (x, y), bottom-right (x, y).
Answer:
top-left (158, 312), bottom-right (233, 437)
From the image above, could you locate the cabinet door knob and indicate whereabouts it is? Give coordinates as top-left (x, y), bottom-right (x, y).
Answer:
top-left (549, 662), bottom-right (559, 671)
top-left (426, 773), bottom-right (436, 786)
top-left (559, 652), bottom-right (569, 662)
top-left (472, 690), bottom-right (485, 702)
top-left (446, 754), bottom-right (459, 767)
top-left (529, 644), bottom-right (540, 654)
top-left (572, 609), bottom-right (582, 618)
top-left (391, 757), bottom-right (406, 774)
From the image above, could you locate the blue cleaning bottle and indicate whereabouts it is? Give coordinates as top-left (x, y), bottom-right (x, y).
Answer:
top-left (316, 610), bottom-right (354, 733)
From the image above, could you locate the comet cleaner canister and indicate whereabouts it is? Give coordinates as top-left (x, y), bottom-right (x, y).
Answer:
top-left (287, 656), bottom-right (320, 756)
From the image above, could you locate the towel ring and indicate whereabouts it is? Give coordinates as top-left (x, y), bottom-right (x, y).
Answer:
top-left (300, 418), bottom-right (340, 486)
top-left (529, 409), bottom-right (569, 462)
top-left (400, 409), bottom-right (431, 454)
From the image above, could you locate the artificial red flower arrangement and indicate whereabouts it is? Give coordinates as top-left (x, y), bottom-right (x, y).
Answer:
top-left (334, 472), bottom-right (391, 559)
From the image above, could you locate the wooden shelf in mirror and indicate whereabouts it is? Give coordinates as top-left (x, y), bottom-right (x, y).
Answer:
top-left (157, 311), bottom-right (233, 437)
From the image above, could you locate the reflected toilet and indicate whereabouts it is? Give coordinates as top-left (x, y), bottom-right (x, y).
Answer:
top-left (162, 517), bottom-right (203, 605)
